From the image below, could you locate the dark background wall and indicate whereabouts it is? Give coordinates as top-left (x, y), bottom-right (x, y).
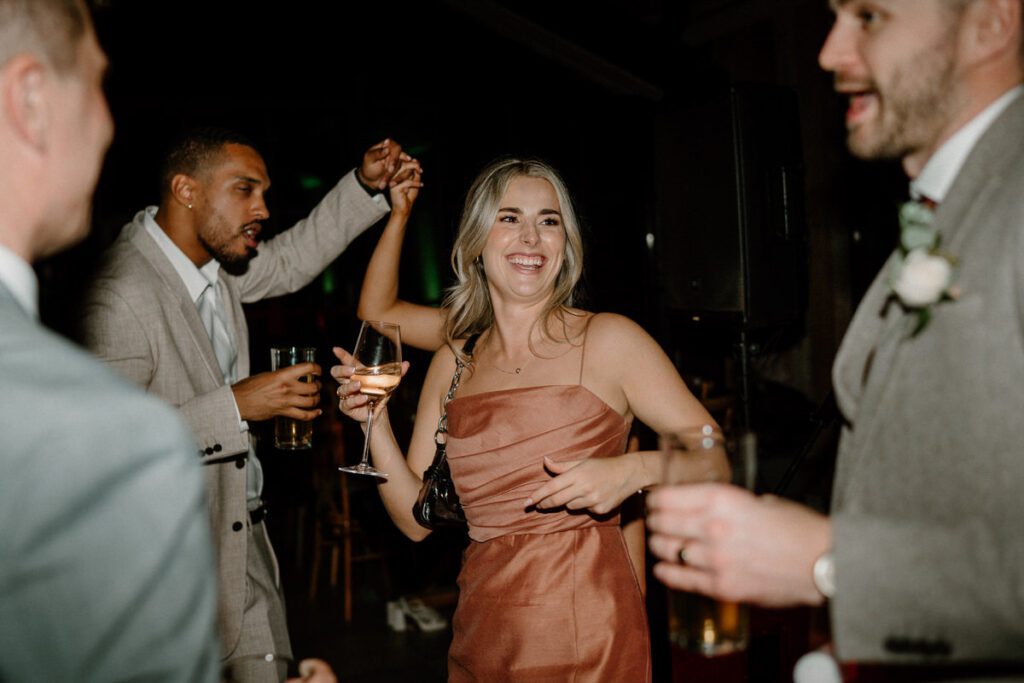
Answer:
top-left (42, 0), bottom-right (907, 410)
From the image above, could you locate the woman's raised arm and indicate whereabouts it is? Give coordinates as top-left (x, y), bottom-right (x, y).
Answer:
top-left (357, 163), bottom-right (446, 351)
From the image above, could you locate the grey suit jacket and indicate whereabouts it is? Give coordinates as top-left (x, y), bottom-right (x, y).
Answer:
top-left (830, 94), bottom-right (1024, 664)
top-left (79, 169), bottom-right (388, 654)
top-left (0, 283), bottom-right (219, 681)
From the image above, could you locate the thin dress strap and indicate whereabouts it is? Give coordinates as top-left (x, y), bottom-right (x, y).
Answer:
top-left (578, 313), bottom-right (596, 386)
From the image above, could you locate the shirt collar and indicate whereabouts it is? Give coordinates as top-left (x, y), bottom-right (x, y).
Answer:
top-left (142, 206), bottom-right (220, 302)
top-left (0, 241), bottom-right (39, 319)
top-left (911, 85), bottom-right (1024, 202)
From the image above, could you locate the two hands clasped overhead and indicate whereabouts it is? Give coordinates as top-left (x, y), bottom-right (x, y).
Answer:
top-left (229, 138), bottom-right (422, 425)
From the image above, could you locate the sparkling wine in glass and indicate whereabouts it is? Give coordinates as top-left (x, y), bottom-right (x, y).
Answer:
top-left (339, 321), bottom-right (402, 479)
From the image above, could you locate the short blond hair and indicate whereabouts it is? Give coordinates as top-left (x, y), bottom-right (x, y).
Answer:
top-left (0, 0), bottom-right (88, 74)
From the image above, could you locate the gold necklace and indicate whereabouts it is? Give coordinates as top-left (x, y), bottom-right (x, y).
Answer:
top-left (486, 356), bottom-right (532, 375)
top-left (479, 332), bottom-right (534, 375)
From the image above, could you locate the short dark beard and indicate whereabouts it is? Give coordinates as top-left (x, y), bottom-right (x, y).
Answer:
top-left (198, 232), bottom-right (255, 276)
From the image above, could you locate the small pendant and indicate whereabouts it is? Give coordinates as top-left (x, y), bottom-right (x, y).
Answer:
top-left (515, 367), bottom-right (521, 374)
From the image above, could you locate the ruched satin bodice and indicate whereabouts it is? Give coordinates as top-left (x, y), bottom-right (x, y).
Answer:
top-left (446, 384), bottom-right (631, 542)
top-left (443, 384), bottom-right (651, 682)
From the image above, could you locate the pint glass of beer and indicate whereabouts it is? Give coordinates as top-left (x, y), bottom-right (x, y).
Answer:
top-left (270, 346), bottom-right (317, 449)
top-left (660, 426), bottom-right (757, 656)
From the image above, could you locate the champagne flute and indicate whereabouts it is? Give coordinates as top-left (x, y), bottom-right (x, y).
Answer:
top-left (339, 321), bottom-right (402, 479)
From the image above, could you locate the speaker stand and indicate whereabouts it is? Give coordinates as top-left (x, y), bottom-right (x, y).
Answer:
top-left (736, 329), bottom-right (754, 431)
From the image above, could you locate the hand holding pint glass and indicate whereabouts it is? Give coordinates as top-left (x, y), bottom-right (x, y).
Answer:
top-left (657, 426), bottom-right (757, 656)
top-left (270, 346), bottom-right (318, 449)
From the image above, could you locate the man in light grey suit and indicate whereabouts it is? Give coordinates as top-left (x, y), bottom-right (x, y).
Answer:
top-left (647, 0), bottom-right (1024, 671)
top-left (80, 127), bottom-right (417, 682)
top-left (0, 1), bottom-right (220, 680)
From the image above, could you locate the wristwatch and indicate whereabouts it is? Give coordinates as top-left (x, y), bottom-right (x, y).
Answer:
top-left (813, 551), bottom-right (835, 599)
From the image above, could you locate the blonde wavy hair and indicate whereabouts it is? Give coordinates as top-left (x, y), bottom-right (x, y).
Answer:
top-left (443, 158), bottom-right (585, 360)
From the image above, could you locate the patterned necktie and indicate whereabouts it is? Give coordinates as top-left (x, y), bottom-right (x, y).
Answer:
top-left (197, 279), bottom-right (238, 384)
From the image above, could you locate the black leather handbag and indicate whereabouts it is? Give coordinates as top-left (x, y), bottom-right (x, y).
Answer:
top-left (412, 335), bottom-right (479, 530)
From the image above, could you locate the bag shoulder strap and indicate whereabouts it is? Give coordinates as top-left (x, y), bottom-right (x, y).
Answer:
top-left (434, 333), bottom-right (481, 444)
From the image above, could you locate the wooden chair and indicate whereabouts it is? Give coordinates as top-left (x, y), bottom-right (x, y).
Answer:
top-left (308, 415), bottom-right (384, 621)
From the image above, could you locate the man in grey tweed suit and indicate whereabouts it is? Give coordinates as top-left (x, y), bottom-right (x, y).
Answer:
top-left (647, 0), bottom-right (1024, 672)
top-left (80, 128), bottom-right (418, 682)
top-left (0, 1), bottom-right (219, 680)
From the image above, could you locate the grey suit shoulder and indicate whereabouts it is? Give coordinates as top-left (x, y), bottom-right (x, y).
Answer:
top-left (0, 290), bottom-right (219, 682)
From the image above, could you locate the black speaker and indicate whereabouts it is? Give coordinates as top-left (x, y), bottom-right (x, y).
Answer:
top-left (655, 84), bottom-right (806, 329)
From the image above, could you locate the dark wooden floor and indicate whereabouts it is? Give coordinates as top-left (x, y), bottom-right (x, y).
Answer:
top-left (283, 576), bottom-right (454, 683)
top-left (263, 447), bottom-right (464, 682)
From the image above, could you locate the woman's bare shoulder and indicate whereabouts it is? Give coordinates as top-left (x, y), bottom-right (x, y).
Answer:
top-left (581, 312), bottom-right (660, 362)
top-left (585, 311), bottom-right (650, 343)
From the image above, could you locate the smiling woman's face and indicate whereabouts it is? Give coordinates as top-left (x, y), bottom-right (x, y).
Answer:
top-left (481, 175), bottom-right (566, 306)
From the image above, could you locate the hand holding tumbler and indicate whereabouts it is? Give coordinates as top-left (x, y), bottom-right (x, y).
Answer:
top-left (271, 346), bottom-right (317, 449)
top-left (660, 426), bottom-right (757, 656)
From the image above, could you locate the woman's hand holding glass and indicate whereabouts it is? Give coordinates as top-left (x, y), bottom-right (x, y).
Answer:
top-left (332, 346), bottom-right (409, 423)
top-left (334, 322), bottom-right (405, 478)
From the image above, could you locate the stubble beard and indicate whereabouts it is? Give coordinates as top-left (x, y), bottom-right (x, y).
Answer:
top-left (847, 32), bottom-right (959, 162)
top-left (198, 226), bottom-right (255, 276)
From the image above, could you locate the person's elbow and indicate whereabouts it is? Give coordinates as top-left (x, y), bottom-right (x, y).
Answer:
top-left (403, 524), bottom-right (432, 543)
top-left (356, 298), bottom-right (382, 322)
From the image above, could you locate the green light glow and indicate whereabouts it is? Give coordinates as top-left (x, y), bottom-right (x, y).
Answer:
top-left (321, 267), bottom-right (335, 296)
top-left (415, 218), bottom-right (441, 304)
top-left (300, 175), bottom-right (324, 191)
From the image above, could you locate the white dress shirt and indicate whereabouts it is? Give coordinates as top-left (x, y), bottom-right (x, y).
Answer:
top-left (0, 243), bottom-right (39, 320)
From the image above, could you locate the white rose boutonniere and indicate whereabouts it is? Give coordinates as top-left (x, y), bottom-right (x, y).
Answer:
top-left (888, 200), bottom-right (959, 336)
top-left (893, 249), bottom-right (953, 307)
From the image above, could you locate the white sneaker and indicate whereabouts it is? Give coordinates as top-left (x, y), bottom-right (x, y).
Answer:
top-left (386, 600), bottom-right (407, 632)
top-left (398, 596), bottom-right (448, 632)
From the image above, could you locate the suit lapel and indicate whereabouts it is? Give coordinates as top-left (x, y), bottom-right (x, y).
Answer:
top-left (125, 217), bottom-right (224, 386)
top-left (832, 252), bottom-right (901, 425)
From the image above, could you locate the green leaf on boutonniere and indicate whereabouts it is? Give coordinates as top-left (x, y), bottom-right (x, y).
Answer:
top-left (898, 201), bottom-right (938, 253)
top-left (910, 307), bottom-right (932, 338)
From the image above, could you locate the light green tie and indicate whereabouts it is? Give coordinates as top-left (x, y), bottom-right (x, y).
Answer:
top-left (197, 279), bottom-right (237, 384)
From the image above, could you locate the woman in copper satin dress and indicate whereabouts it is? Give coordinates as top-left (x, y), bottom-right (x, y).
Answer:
top-left (336, 158), bottom-right (718, 682)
